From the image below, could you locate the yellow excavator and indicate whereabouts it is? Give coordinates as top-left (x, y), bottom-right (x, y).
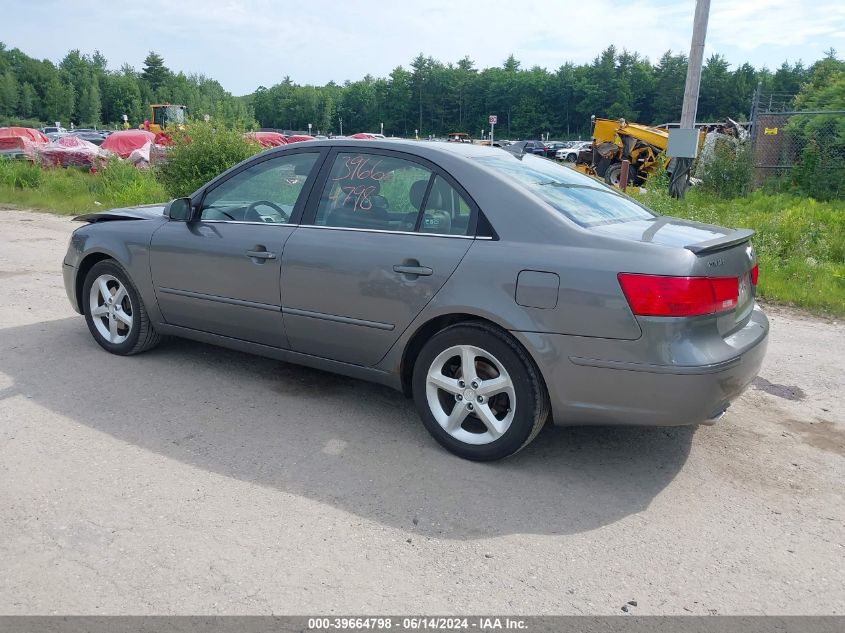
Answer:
top-left (148, 104), bottom-right (187, 134)
top-left (574, 116), bottom-right (708, 188)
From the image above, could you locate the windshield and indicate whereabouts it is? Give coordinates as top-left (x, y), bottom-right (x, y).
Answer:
top-left (165, 106), bottom-right (185, 125)
top-left (476, 153), bottom-right (656, 227)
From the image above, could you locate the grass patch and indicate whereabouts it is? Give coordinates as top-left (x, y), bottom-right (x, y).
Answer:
top-left (639, 188), bottom-right (845, 315)
top-left (0, 159), bottom-right (166, 215)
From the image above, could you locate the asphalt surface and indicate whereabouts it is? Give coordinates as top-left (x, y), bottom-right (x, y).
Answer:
top-left (0, 207), bottom-right (843, 615)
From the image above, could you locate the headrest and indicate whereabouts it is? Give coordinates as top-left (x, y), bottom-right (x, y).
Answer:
top-left (409, 179), bottom-right (429, 210)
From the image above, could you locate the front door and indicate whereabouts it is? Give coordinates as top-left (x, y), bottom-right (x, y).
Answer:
top-left (150, 151), bottom-right (321, 348)
top-left (280, 150), bottom-right (476, 366)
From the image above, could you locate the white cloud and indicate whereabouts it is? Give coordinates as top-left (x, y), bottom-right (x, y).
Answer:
top-left (3, 0), bottom-right (843, 94)
top-left (709, 0), bottom-right (845, 49)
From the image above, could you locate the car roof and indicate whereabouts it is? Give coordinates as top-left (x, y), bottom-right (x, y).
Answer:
top-left (272, 138), bottom-right (503, 162)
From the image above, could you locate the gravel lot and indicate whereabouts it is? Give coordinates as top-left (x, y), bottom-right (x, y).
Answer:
top-left (0, 207), bottom-right (843, 615)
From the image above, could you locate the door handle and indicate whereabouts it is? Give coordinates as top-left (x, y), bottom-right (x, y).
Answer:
top-left (246, 249), bottom-right (276, 260)
top-left (393, 264), bottom-right (433, 277)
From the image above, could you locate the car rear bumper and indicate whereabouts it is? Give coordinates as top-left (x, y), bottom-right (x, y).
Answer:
top-left (513, 305), bottom-right (769, 427)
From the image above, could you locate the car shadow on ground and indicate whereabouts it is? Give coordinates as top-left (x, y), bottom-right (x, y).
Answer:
top-left (1, 317), bottom-right (694, 539)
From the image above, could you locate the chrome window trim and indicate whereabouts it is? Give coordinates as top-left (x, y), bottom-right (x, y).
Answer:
top-left (298, 224), bottom-right (489, 240)
top-left (190, 219), bottom-right (493, 239)
top-left (197, 219), bottom-right (294, 227)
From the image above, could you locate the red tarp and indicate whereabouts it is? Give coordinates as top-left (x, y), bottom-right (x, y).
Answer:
top-left (0, 127), bottom-right (49, 157)
top-left (40, 135), bottom-right (108, 168)
top-left (284, 134), bottom-right (315, 143)
top-left (245, 131), bottom-right (288, 147)
top-left (348, 132), bottom-right (377, 140)
top-left (100, 129), bottom-right (156, 158)
top-left (0, 127), bottom-right (49, 145)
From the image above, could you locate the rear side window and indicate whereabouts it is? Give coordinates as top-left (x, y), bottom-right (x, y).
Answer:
top-left (313, 152), bottom-right (474, 236)
top-left (314, 153), bottom-right (432, 232)
top-left (476, 153), bottom-right (655, 227)
top-left (420, 175), bottom-right (472, 236)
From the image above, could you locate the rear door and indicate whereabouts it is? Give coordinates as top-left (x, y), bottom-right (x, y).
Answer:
top-left (280, 149), bottom-right (478, 366)
top-left (149, 149), bottom-right (323, 347)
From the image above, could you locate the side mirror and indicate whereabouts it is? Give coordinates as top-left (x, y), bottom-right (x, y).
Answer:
top-left (166, 197), bottom-right (193, 221)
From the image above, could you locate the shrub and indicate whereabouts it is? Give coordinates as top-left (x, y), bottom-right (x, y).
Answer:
top-left (643, 154), bottom-right (670, 193)
top-left (699, 142), bottom-right (753, 198)
top-left (789, 140), bottom-right (845, 201)
top-left (157, 120), bottom-right (262, 198)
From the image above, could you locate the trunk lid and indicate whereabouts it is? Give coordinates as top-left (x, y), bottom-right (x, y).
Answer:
top-left (595, 215), bottom-right (758, 334)
top-left (590, 216), bottom-right (748, 251)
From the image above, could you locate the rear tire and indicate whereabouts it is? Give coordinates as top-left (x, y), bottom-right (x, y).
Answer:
top-left (412, 322), bottom-right (549, 461)
top-left (82, 259), bottom-right (161, 356)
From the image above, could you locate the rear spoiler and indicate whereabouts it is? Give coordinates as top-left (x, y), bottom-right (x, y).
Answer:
top-left (685, 228), bottom-right (754, 254)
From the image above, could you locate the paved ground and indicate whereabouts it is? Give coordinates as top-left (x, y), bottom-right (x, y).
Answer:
top-left (0, 207), bottom-right (843, 615)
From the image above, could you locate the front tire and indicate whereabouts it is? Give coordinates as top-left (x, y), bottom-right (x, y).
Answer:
top-left (603, 162), bottom-right (639, 187)
top-left (82, 259), bottom-right (161, 356)
top-left (412, 322), bottom-right (549, 461)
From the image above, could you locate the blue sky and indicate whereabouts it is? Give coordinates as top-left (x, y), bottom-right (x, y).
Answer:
top-left (3, 0), bottom-right (843, 95)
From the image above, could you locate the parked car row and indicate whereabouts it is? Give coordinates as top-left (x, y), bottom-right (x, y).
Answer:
top-left (555, 140), bottom-right (592, 162)
top-left (1, 126), bottom-right (161, 168)
top-left (494, 139), bottom-right (592, 160)
top-left (40, 127), bottom-right (114, 146)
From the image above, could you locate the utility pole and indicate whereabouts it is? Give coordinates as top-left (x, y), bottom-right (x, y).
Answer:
top-left (679, 0), bottom-right (710, 128)
top-left (670, 0), bottom-right (711, 198)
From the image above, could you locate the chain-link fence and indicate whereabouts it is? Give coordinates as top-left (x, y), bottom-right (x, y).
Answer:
top-left (749, 90), bottom-right (845, 199)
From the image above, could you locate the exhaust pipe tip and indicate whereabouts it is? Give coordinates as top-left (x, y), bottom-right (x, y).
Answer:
top-left (700, 407), bottom-right (728, 426)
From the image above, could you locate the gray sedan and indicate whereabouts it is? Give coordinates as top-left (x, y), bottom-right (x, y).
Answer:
top-left (63, 140), bottom-right (768, 460)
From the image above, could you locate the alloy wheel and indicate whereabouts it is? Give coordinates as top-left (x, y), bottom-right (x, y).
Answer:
top-left (89, 273), bottom-right (134, 344)
top-left (425, 344), bottom-right (516, 445)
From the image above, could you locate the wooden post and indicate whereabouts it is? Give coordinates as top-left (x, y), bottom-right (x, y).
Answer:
top-left (671, 0), bottom-right (711, 198)
top-left (619, 160), bottom-right (630, 191)
top-left (680, 0), bottom-right (711, 129)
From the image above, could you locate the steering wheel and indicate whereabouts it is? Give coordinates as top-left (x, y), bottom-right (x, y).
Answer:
top-left (244, 200), bottom-right (289, 223)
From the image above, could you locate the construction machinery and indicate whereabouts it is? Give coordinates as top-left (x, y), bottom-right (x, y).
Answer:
top-left (148, 104), bottom-right (187, 134)
top-left (574, 116), bottom-right (682, 187)
top-left (574, 117), bottom-right (750, 190)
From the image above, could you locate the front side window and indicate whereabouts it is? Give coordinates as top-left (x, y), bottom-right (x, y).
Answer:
top-left (476, 153), bottom-right (655, 227)
top-left (201, 152), bottom-right (319, 223)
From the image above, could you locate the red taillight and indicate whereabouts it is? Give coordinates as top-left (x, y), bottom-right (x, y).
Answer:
top-left (751, 263), bottom-right (759, 285)
top-left (618, 273), bottom-right (739, 317)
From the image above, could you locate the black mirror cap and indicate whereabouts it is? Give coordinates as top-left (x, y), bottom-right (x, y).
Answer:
top-left (166, 197), bottom-right (193, 221)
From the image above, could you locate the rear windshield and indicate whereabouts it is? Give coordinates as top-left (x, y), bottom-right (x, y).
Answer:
top-left (476, 153), bottom-right (656, 227)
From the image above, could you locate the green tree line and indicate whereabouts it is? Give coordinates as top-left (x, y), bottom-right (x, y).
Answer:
top-left (250, 49), bottom-right (816, 138)
top-left (0, 45), bottom-right (253, 128)
top-left (0, 42), bottom-right (832, 139)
